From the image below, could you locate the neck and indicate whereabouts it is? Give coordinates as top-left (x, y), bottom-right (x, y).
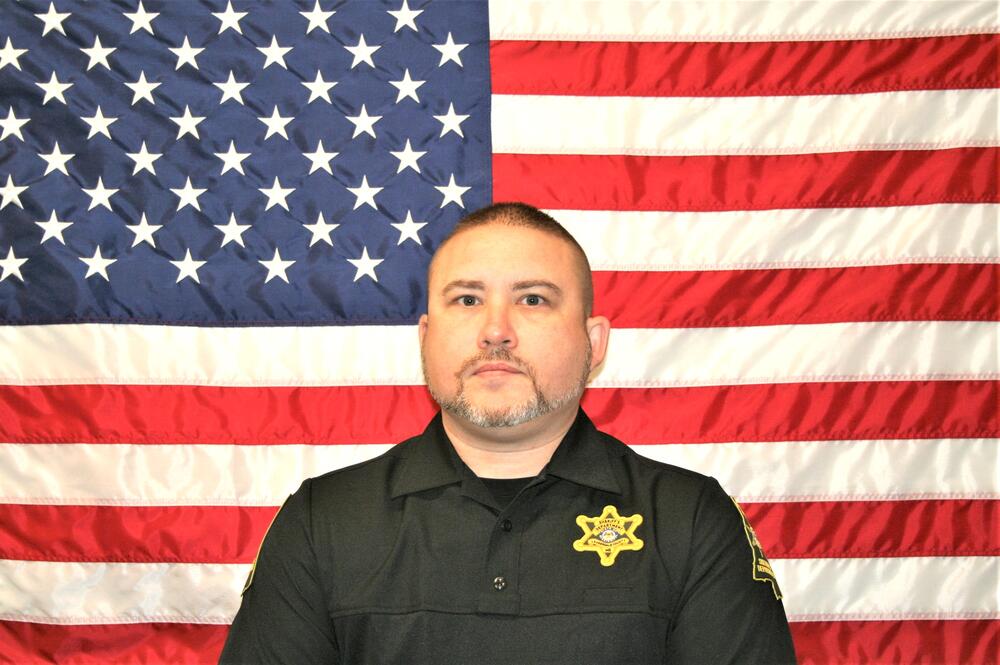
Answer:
top-left (440, 403), bottom-right (579, 479)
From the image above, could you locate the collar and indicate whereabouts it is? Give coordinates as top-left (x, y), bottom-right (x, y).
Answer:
top-left (389, 409), bottom-right (622, 499)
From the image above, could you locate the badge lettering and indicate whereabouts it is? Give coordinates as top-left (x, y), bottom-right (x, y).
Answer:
top-left (573, 505), bottom-right (644, 567)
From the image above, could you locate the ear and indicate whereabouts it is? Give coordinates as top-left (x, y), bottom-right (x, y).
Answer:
top-left (585, 315), bottom-right (611, 372)
top-left (418, 313), bottom-right (429, 346)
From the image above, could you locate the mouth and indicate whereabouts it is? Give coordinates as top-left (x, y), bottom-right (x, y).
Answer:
top-left (472, 363), bottom-right (522, 377)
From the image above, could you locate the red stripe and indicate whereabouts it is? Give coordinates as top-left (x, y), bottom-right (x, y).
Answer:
top-left (2, 499), bottom-right (995, 564)
top-left (492, 148), bottom-right (999, 211)
top-left (742, 499), bottom-right (1000, 559)
top-left (790, 619), bottom-right (1000, 665)
top-left (593, 264), bottom-right (1000, 328)
top-left (0, 505), bottom-right (278, 564)
top-left (491, 34), bottom-right (1000, 97)
top-left (582, 381), bottom-right (998, 444)
top-left (1, 619), bottom-right (995, 665)
top-left (0, 621), bottom-right (227, 665)
top-left (1, 381), bottom-right (995, 445)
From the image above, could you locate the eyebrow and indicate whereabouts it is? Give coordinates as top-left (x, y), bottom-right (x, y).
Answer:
top-left (441, 280), bottom-right (485, 294)
top-left (512, 280), bottom-right (562, 295)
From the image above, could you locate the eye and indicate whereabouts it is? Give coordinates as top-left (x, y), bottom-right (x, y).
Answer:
top-left (457, 295), bottom-right (478, 307)
top-left (521, 294), bottom-right (545, 306)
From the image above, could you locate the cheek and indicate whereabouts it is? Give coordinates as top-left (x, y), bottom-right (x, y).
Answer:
top-left (421, 328), bottom-right (463, 385)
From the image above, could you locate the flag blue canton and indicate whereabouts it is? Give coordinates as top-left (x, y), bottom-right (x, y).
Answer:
top-left (0, 0), bottom-right (491, 325)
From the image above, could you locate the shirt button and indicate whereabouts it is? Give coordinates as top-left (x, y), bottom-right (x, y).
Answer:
top-left (501, 519), bottom-right (512, 532)
top-left (493, 576), bottom-right (507, 591)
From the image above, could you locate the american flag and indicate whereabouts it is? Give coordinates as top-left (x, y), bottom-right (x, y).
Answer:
top-left (0, 1), bottom-right (997, 663)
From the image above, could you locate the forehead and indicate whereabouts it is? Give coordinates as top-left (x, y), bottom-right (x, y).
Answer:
top-left (429, 224), bottom-right (579, 288)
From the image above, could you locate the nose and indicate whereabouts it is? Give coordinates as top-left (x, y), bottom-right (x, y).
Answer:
top-left (479, 302), bottom-right (517, 350)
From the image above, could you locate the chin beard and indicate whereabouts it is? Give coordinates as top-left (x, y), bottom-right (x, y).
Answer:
top-left (424, 346), bottom-right (591, 429)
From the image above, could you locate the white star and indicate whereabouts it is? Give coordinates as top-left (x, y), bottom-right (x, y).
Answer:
top-left (35, 210), bottom-right (73, 244)
top-left (344, 34), bottom-right (380, 68)
top-left (171, 177), bottom-right (207, 212)
top-left (213, 1), bottom-right (247, 34)
top-left (302, 71), bottom-right (336, 104)
top-left (433, 32), bottom-right (467, 67)
top-left (345, 104), bottom-right (381, 139)
top-left (169, 36), bottom-right (203, 70)
top-left (126, 141), bottom-right (161, 175)
top-left (434, 102), bottom-right (470, 138)
top-left (0, 107), bottom-right (30, 141)
top-left (82, 176), bottom-right (118, 211)
top-left (170, 249), bottom-right (206, 284)
top-left (259, 177), bottom-right (294, 211)
top-left (81, 106), bottom-right (117, 140)
top-left (0, 38), bottom-right (27, 71)
top-left (303, 212), bottom-right (338, 247)
top-left (258, 106), bottom-right (292, 140)
top-left (214, 141), bottom-right (250, 175)
top-left (38, 141), bottom-right (74, 176)
top-left (346, 175), bottom-right (382, 210)
top-left (435, 174), bottom-right (470, 208)
top-left (215, 212), bottom-right (251, 247)
top-left (390, 138), bottom-right (426, 173)
top-left (259, 248), bottom-right (295, 283)
top-left (80, 35), bottom-right (115, 70)
top-left (123, 1), bottom-right (159, 35)
top-left (347, 246), bottom-right (383, 282)
top-left (170, 105), bottom-right (205, 140)
top-left (391, 210), bottom-right (426, 245)
top-left (0, 248), bottom-right (28, 283)
top-left (257, 36), bottom-right (292, 69)
top-left (213, 71), bottom-right (249, 105)
top-left (300, 1), bottom-right (335, 34)
top-left (0, 175), bottom-right (28, 210)
top-left (36, 72), bottom-right (73, 105)
top-left (389, 68), bottom-right (425, 103)
top-left (302, 140), bottom-right (338, 175)
top-left (35, 3), bottom-right (70, 37)
top-left (125, 71), bottom-right (160, 105)
top-left (125, 212), bottom-right (161, 247)
top-left (79, 247), bottom-right (116, 280)
top-left (388, 0), bottom-right (423, 32)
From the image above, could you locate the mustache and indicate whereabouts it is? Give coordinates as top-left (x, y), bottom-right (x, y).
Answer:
top-left (456, 347), bottom-right (533, 378)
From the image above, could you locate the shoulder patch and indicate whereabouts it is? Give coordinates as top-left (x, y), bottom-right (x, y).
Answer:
top-left (242, 496), bottom-right (289, 595)
top-left (731, 497), bottom-right (783, 600)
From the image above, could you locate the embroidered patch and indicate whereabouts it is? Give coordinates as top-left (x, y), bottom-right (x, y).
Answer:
top-left (242, 497), bottom-right (288, 595)
top-left (732, 497), bottom-right (783, 600)
top-left (573, 505), bottom-right (644, 567)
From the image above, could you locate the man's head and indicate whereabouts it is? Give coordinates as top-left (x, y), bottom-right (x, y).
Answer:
top-left (419, 203), bottom-right (610, 431)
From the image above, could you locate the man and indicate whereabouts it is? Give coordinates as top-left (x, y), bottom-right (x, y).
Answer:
top-left (220, 203), bottom-right (797, 663)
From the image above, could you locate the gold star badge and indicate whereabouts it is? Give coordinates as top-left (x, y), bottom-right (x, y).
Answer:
top-left (573, 505), bottom-right (644, 566)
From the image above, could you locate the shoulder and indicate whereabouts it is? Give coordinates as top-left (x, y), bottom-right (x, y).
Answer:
top-left (599, 428), bottom-right (722, 507)
top-left (296, 430), bottom-right (424, 508)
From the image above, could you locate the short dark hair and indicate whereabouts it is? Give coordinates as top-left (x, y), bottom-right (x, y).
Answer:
top-left (430, 202), bottom-right (594, 317)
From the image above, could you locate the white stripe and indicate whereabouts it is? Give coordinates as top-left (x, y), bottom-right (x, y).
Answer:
top-left (636, 438), bottom-right (999, 503)
top-left (775, 556), bottom-right (999, 621)
top-left (0, 560), bottom-right (243, 625)
top-left (489, 1), bottom-right (999, 41)
top-left (2, 556), bottom-right (995, 625)
top-left (598, 322), bottom-right (998, 388)
top-left (550, 205), bottom-right (1000, 271)
top-left (492, 90), bottom-right (998, 156)
top-left (2, 438), bottom-right (993, 506)
top-left (0, 443), bottom-right (391, 506)
top-left (1, 322), bottom-right (996, 387)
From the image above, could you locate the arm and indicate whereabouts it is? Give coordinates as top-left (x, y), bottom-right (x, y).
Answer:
top-left (664, 478), bottom-right (797, 663)
top-left (219, 480), bottom-right (339, 664)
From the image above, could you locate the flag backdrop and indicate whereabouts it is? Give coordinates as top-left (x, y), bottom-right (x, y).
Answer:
top-left (0, 1), bottom-right (997, 663)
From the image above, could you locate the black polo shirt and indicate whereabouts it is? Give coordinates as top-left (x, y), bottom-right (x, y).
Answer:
top-left (220, 410), bottom-right (797, 664)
